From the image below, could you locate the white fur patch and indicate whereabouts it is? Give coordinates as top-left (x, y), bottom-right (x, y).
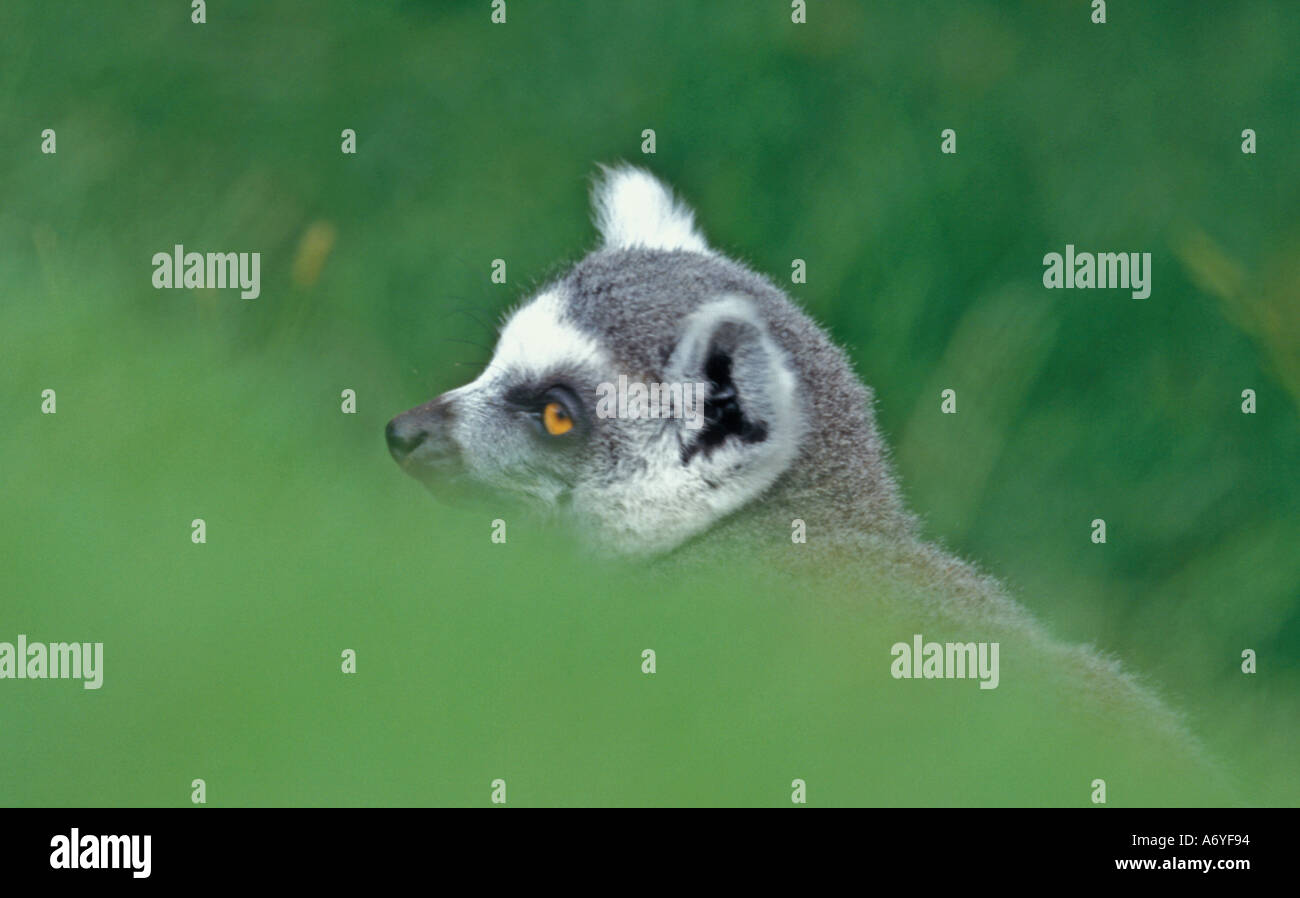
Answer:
top-left (592, 165), bottom-right (710, 254)
top-left (489, 289), bottom-right (606, 379)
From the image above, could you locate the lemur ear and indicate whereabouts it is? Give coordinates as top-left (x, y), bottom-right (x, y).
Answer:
top-left (666, 297), bottom-right (804, 464)
top-left (591, 165), bottom-right (710, 253)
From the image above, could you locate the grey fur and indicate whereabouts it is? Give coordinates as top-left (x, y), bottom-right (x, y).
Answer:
top-left (560, 247), bottom-right (910, 541)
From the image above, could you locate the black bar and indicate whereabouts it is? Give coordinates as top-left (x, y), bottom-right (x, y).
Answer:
top-left (0, 809), bottom-right (1287, 884)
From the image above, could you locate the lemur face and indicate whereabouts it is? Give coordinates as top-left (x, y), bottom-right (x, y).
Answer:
top-left (387, 167), bottom-right (805, 556)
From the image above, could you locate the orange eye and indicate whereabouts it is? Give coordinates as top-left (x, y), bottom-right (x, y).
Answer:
top-left (542, 401), bottom-right (573, 435)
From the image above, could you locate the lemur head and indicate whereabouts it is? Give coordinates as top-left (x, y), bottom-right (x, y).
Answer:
top-left (388, 166), bottom-right (904, 556)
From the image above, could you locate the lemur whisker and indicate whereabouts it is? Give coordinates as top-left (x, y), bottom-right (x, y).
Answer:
top-left (447, 305), bottom-right (501, 339)
top-left (442, 336), bottom-right (495, 353)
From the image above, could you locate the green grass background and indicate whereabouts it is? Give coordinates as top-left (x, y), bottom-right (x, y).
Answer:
top-left (1, 0), bottom-right (1297, 805)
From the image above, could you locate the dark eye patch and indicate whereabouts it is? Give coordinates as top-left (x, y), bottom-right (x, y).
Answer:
top-left (503, 382), bottom-right (579, 411)
top-left (503, 381), bottom-right (588, 438)
top-left (503, 383), bottom-right (547, 411)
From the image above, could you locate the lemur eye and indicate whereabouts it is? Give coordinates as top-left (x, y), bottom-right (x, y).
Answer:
top-left (542, 401), bottom-right (574, 436)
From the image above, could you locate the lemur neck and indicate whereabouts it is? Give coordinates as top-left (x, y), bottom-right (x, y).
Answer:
top-left (755, 304), bottom-right (914, 547)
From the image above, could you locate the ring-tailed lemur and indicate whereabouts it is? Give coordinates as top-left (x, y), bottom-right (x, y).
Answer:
top-left (384, 165), bottom-right (1048, 637)
top-left (387, 165), bottom-right (909, 559)
top-left (386, 166), bottom-right (1224, 790)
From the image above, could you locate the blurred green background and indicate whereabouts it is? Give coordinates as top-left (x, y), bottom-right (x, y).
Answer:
top-left (2, 0), bottom-right (1296, 806)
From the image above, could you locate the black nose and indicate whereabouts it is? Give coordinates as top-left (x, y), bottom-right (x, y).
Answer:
top-left (386, 419), bottom-right (428, 461)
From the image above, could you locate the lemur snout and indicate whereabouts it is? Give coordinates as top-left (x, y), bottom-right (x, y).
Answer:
top-left (384, 419), bottom-right (426, 461)
top-left (386, 396), bottom-right (455, 467)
